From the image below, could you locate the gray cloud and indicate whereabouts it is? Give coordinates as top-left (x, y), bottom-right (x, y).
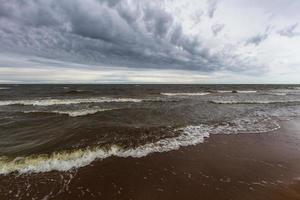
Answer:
top-left (0, 0), bottom-right (299, 84)
top-left (0, 0), bottom-right (232, 72)
top-left (211, 23), bottom-right (225, 36)
top-left (245, 34), bottom-right (268, 46)
top-left (0, 0), bottom-right (275, 79)
top-left (245, 26), bottom-right (272, 46)
top-left (207, 0), bottom-right (218, 18)
top-left (278, 23), bottom-right (299, 37)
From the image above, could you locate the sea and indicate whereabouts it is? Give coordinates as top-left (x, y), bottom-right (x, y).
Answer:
top-left (0, 84), bottom-right (300, 175)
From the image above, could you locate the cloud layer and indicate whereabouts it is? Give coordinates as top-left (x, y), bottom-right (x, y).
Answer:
top-left (0, 0), bottom-right (300, 83)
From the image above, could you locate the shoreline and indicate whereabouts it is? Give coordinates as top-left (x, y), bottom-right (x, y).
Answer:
top-left (1, 119), bottom-right (300, 200)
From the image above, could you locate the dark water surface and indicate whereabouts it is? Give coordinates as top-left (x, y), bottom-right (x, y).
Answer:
top-left (0, 84), bottom-right (300, 175)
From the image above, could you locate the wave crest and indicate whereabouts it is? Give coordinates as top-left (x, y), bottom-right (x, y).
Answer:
top-left (0, 113), bottom-right (280, 175)
top-left (0, 126), bottom-right (209, 174)
top-left (161, 92), bottom-right (210, 96)
top-left (0, 97), bottom-right (143, 106)
top-left (24, 108), bottom-right (115, 117)
top-left (211, 100), bottom-right (300, 104)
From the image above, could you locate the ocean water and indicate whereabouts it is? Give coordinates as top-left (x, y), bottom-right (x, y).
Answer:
top-left (0, 84), bottom-right (300, 174)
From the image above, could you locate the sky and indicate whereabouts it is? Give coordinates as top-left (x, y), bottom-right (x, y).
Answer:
top-left (0, 0), bottom-right (300, 84)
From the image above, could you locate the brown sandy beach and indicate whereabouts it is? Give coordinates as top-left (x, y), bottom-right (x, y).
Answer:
top-left (1, 119), bottom-right (300, 200)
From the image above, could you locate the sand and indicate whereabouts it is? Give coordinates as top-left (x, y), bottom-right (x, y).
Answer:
top-left (1, 119), bottom-right (300, 200)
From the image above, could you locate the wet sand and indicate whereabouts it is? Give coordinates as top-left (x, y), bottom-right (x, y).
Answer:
top-left (1, 119), bottom-right (300, 200)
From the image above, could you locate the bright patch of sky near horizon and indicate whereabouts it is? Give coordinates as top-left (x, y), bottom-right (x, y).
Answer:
top-left (0, 0), bottom-right (299, 83)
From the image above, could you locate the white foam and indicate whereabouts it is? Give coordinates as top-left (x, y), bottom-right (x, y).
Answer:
top-left (270, 89), bottom-right (300, 96)
top-left (0, 125), bottom-right (210, 174)
top-left (209, 115), bottom-right (281, 134)
top-left (273, 93), bottom-right (287, 96)
top-left (211, 100), bottom-right (300, 104)
top-left (52, 109), bottom-right (114, 117)
top-left (0, 87), bottom-right (10, 90)
top-left (217, 90), bottom-right (232, 93)
top-left (269, 106), bottom-right (300, 120)
top-left (236, 90), bottom-right (257, 93)
top-left (217, 90), bottom-right (257, 94)
top-left (0, 97), bottom-right (143, 106)
top-left (161, 92), bottom-right (210, 96)
top-left (24, 108), bottom-right (115, 117)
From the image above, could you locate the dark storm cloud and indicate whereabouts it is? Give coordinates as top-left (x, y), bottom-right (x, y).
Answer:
top-left (0, 0), bottom-right (263, 74)
top-left (0, 0), bottom-right (227, 72)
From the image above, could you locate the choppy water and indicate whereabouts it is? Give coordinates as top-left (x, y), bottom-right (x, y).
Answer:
top-left (0, 84), bottom-right (300, 174)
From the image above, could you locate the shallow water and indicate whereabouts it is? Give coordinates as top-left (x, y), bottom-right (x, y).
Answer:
top-left (0, 84), bottom-right (300, 174)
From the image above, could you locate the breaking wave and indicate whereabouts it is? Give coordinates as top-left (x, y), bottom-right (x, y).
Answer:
top-left (24, 108), bottom-right (115, 117)
top-left (266, 89), bottom-right (300, 96)
top-left (217, 90), bottom-right (232, 93)
top-left (211, 100), bottom-right (300, 104)
top-left (216, 90), bottom-right (257, 93)
top-left (0, 126), bottom-right (210, 174)
top-left (271, 93), bottom-right (287, 96)
top-left (0, 97), bottom-right (143, 106)
top-left (0, 113), bottom-right (280, 175)
top-left (161, 92), bottom-right (210, 96)
top-left (235, 90), bottom-right (257, 93)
